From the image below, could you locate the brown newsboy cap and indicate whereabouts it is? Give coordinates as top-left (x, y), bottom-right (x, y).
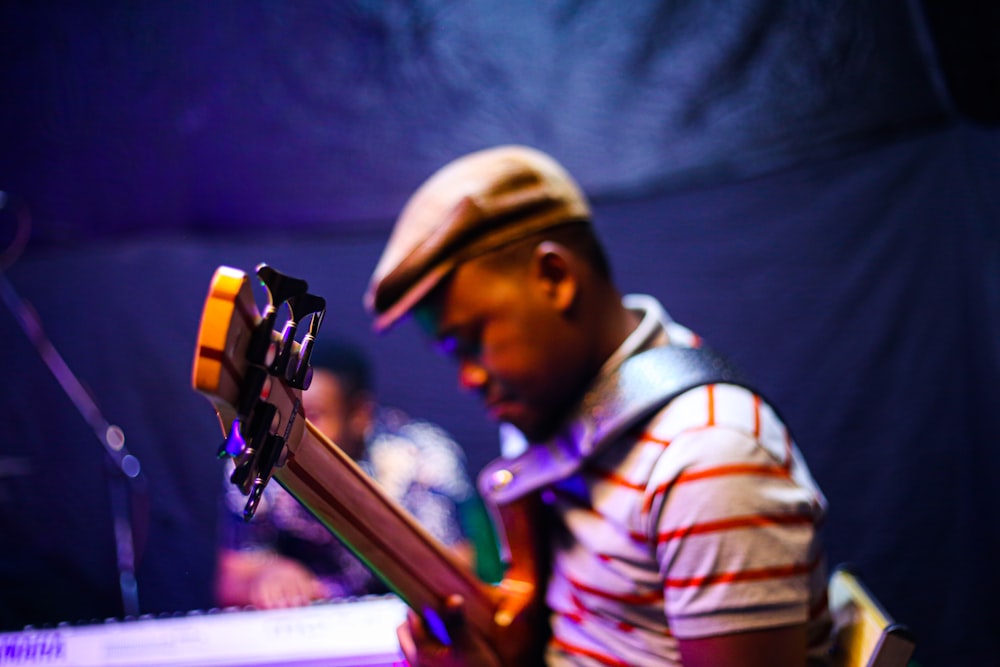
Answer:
top-left (365, 145), bottom-right (592, 333)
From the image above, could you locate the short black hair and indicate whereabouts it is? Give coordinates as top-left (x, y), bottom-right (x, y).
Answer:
top-left (476, 219), bottom-right (613, 281)
top-left (308, 337), bottom-right (374, 397)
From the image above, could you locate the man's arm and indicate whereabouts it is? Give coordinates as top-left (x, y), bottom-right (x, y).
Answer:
top-left (215, 548), bottom-right (328, 609)
top-left (677, 623), bottom-right (807, 667)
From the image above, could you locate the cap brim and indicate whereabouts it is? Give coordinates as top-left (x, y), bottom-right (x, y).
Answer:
top-left (369, 261), bottom-right (454, 334)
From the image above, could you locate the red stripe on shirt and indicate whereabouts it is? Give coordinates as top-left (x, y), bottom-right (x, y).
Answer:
top-left (676, 462), bottom-right (792, 484)
top-left (664, 556), bottom-right (820, 589)
top-left (654, 512), bottom-right (816, 544)
top-left (753, 393), bottom-right (762, 437)
top-left (642, 459), bottom-right (790, 516)
top-left (559, 596), bottom-right (645, 636)
top-left (706, 384), bottom-right (716, 426)
top-left (589, 466), bottom-right (646, 491)
top-left (567, 576), bottom-right (665, 605)
top-left (550, 637), bottom-right (631, 667)
top-left (639, 431), bottom-right (674, 447)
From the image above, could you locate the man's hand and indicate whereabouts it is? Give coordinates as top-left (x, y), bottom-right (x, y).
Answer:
top-left (396, 595), bottom-right (503, 667)
top-left (216, 549), bottom-right (329, 609)
top-left (246, 556), bottom-right (328, 609)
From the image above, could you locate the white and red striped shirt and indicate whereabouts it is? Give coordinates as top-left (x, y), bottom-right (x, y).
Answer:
top-left (497, 295), bottom-right (830, 666)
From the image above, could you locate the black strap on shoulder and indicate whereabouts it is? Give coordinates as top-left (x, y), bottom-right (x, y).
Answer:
top-left (587, 343), bottom-right (750, 449)
top-left (481, 344), bottom-right (752, 504)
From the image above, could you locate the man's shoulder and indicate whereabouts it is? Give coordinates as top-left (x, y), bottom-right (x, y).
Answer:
top-left (642, 382), bottom-right (794, 473)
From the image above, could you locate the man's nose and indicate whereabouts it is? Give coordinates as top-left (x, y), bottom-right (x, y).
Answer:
top-left (457, 358), bottom-right (488, 391)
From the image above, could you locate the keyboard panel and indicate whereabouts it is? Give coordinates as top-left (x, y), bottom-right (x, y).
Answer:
top-left (0, 596), bottom-right (407, 666)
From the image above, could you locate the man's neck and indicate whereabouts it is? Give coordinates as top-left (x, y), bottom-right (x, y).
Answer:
top-left (596, 289), bottom-right (642, 368)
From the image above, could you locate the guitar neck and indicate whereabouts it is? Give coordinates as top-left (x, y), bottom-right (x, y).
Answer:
top-left (276, 420), bottom-right (500, 634)
top-left (192, 264), bottom-right (545, 661)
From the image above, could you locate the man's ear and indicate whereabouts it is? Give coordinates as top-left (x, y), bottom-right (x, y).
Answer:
top-left (532, 241), bottom-right (578, 313)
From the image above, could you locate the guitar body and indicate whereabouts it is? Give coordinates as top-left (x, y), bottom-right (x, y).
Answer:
top-left (192, 265), bottom-right (546, 664)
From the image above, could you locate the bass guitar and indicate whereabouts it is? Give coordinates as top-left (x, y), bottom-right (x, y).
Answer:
top-left (191, 263), bottom-right (546, 664)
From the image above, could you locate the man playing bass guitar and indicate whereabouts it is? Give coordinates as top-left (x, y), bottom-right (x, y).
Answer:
top-left (364, 146), bottom-right (832, 667)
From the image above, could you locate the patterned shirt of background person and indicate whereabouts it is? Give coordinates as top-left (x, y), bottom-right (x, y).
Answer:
top-left (215, 337), bottom-right (502, 610)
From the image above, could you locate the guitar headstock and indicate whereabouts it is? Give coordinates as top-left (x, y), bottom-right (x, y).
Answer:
top-left (192, 263), bottom-right (326, 520)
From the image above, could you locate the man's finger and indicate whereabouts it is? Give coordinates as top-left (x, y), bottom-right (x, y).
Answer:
top-left (397, 620), bottom-right (418, 665)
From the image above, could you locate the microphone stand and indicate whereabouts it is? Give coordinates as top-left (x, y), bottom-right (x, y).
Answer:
top-left (0, 270), bottom-right (145, 618)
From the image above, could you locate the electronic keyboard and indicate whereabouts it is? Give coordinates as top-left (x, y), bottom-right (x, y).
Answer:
top-left (0, 595), bottom-right (406, 666)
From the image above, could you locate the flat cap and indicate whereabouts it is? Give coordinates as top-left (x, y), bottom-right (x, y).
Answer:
top-left (365, 145), bottom-right (591, 333)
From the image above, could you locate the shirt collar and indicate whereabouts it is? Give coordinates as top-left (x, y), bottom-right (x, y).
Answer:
top-left (600, 293), bottom-right (672, 375)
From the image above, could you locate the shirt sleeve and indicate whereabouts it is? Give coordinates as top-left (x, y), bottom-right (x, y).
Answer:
top-left (648, 387), bottom-right (824, 639)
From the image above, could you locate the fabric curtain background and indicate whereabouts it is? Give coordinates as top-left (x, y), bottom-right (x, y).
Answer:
top-left (1, 3), bottom-right (997, 665)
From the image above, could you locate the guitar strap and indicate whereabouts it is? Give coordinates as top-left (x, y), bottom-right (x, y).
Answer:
top-left (479, 343), bottom-right (749, 504)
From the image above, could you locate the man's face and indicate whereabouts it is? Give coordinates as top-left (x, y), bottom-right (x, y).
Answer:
top-left (302, 368), bottom-right (370, 459)
top-left (416, 255), bottom-right (589, 443)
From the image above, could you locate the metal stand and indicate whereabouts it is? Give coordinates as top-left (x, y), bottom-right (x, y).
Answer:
top-left (0, 271), bottom-right (145, 617)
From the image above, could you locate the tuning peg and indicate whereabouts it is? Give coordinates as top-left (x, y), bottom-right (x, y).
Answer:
top-left (270, 318), bottom-right (299, 378)
top-left (218, 418), bottom-right (248, 458)
top-left (256, 264), bottom-right (309, 310)
top-left (270, 291), bottom-right (327, 382)
top-left (243, 481), bottom-right (266, 521)
top-left (229, 455), bottom-right (252, 490)
top-left (289, 334), bottom-right (317, 389)
top-left (245, 264), bottom-right (310, 366)
top-left (287, 295), bottom-right (326, 388)
top-left (288, 292), bottom-right (325, 323)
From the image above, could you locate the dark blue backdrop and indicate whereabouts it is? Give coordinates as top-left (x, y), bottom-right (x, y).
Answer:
top-left (1, 3), bottom-right (998, 666)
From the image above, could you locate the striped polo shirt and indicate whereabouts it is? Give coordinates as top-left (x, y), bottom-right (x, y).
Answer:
top-left (500, 295), bottom-right (831, 666)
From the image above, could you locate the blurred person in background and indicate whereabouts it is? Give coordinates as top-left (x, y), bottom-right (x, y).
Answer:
top-left (215, 337), bottom-right (499, 609)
